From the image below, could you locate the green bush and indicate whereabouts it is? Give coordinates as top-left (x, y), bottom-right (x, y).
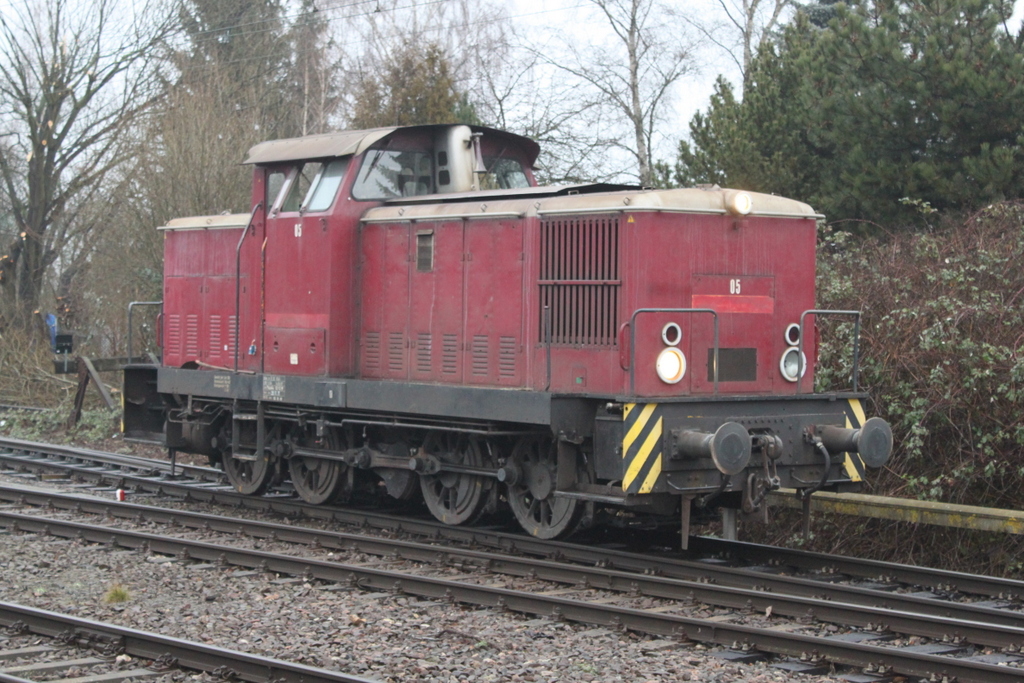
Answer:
top-left (816, 201), bottom-right (1024, 508)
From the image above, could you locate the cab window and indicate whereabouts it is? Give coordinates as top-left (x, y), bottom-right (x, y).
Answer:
top-left (352, 148), bottom-right (434, 200)
top-left (267, 170), bottom-right (287, 209)
top-left (302, 159), bottom-right (349, 212)
top-left (281, 162), bottom-right (322, 212)
top-left (479, 157), bottom-right (530, 190)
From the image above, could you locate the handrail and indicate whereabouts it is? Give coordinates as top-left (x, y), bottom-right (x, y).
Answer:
top-left (234, 202), bottom-right (263, 373)
top-left (127, 301), bottom-right (162, 364)
top-left (628, 308), bottom-right (719, 396)
top-left (797, 309), bottom-right (861, 394)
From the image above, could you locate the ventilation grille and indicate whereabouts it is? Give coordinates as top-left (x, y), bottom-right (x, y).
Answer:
top-left (364, 332), bottom-right (381, 372)
top-left (209, 315), bottom-right (221, 355)
top-left (227, 316), bottom-right (237, 356)
top-left (499, 336), bottom-right (516, 377)
top-left (539, 216), bottom-right (620, 345)
top-left (185, 315), bottom-right (200, 357)
top-left (442, 334), bottom-right (458, 375)
top-left (388, 332), bottom-right (405, 373)
top-left (416, 333), bottom-right (432, 374)
top-left (471, 335), bottom-right (489, 377)
top-left (166, 315), bottom-right (181, 356)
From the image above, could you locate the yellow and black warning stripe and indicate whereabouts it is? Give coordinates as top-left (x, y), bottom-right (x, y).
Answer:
top-left (842, 399), bottom-right (867, 482)
top-left (622, 403), bottom-right (665, 494)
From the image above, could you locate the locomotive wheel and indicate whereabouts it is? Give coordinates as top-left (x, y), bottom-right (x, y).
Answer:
top-left (223, 451), bottom-right (272, 496)
top-left (420, 433), bottom-right (488, 525)
top-left (289, 429), bottom-right (349, 505)
top-left (289, 455), bottom-right (347, 504)
top-left (506, 436), bottom-right (584, 539)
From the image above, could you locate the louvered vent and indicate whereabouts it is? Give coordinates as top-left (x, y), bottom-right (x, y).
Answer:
top-left (209, 315), bottom-right (221, 355)
top-left (185, 315), bottom-right (200, 357)
top-left (166, 315), bottom-right (181, 356)
top-left (442, 334), bottom-right (458, 374)
top-left (364, 332), bottom-right (381, 372)
top-left (499, 336), bottom-right (516, 377)
top-left (416, 332), bottom-right (432, 374)
top-left (388, 332), bottom-right (405, 373)
top-left (539, 216), bottom-right (620, 345)
top-left (471, 335), bottom-right (489, 376)
top-left (227, 316), bottom-right (237, 356)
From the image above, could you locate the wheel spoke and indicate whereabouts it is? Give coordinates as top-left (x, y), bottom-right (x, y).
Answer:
top-left (506, 436), bottom-right (587, 539)
top-left (223, 452), bottom-right (271, 496)
top-left (288, 432), bottom-right (347, 505)
top-left (420, 433), bottom-right (487, 525)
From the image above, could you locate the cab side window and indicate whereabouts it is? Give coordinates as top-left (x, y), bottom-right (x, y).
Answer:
top-left (281, 162), bottom-right (322, 213)
top-left (267, 170), bottom-right (287, 209)
top-left (303, 159), bottom-right (349, 212)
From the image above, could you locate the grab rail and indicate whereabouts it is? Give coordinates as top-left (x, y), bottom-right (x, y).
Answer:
top-left (797, 309), bottom-right (861, 393)
top-left (127, 301), bottom-right (162, 364)
top-left (234, 202), bottom-right (263, 372)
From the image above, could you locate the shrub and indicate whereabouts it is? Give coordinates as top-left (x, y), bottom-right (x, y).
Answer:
top-left (816, 202), bottom-right (1024, 508)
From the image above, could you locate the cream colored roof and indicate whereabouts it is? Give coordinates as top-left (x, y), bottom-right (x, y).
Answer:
top-left (361, 187), bottom-right (819, 223)
top-left (244, 128), bottom-right (396, 165)
top-left (158, 213), bottom-right (252, 231)
top-left (243, 125), bottom-right (542, 167)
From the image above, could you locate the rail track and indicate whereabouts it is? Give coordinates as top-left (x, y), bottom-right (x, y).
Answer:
top-left (3, 436), bottom-right (1024, 682)
top-left (0, 600), bottom-right (375, 683)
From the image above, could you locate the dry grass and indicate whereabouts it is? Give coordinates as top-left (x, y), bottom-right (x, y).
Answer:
top-left (103, 583), bottom-right (130, 603)
top-left (0, 328), bottom-right (78, 407)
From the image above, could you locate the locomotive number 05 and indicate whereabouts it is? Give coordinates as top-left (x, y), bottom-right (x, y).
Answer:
top-left (729, 278), bottom-right (741, 294)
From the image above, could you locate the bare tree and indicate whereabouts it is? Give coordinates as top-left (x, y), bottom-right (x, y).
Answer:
top-left (539, 0), bottom-right (695, 186)
top-left (678, 0), bottom-right (793, 86)
top-left (0, 0), bottom-right (171, 333)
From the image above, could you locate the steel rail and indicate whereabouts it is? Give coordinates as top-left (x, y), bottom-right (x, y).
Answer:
top-left (0, 601), bottom-right (376, 683)
top-left (686, 535), bottom-right (1024, 599)
top-left (2, 512), bottom-right (1024, 683)
top-left (0, 436), bottom-right (221, 481)
top-left (3, 439), bottom-right (1024, 604)
top-left (3, 483), bottom-right (1024, 649)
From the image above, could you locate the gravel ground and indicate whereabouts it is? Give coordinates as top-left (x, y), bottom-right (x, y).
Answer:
top-left (0, 481), bottom-right (820, 683)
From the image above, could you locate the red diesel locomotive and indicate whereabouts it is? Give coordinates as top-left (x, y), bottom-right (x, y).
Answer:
top-left (124, 123), bottom-right (892, 540)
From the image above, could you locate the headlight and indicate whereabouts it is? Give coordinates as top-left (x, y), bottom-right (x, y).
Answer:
top-left (785, 323), bottom-right (801, 346)
top-left (726, 191), bottom-right (752, 215)
top-left (779, 347), bottom-right (806, 382)
top-left (656, 347), bottom-right (686, 384)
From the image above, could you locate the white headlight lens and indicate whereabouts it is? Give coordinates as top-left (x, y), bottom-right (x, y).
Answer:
top-left (727, 192), bottom-right (752, 215)
top-left (779, 347), bottom-right (806, 382)
top-left (656, 347), bottom-right (687, 384)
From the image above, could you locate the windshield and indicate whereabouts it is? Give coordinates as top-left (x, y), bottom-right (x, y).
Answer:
top-left (352, 149), bottom-right (434, 200)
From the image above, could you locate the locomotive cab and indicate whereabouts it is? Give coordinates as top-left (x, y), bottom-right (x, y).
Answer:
top-left (125, 123), bottom-right (892, 543)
